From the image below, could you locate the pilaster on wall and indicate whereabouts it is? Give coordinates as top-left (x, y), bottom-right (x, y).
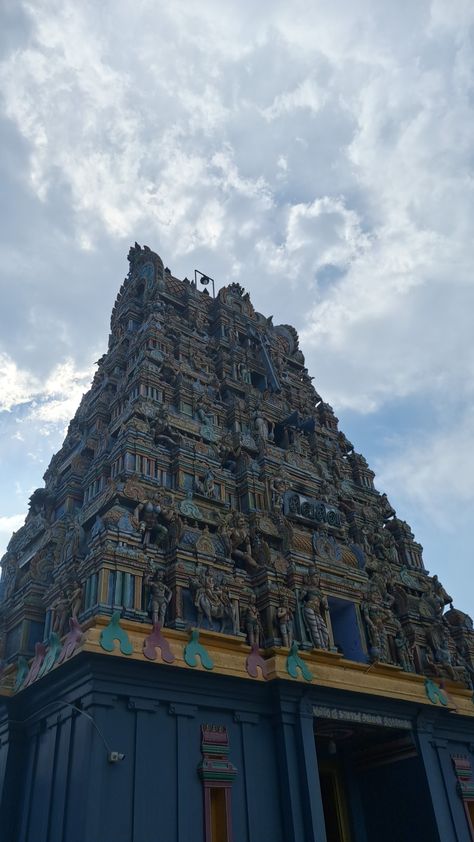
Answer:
top-left (272, 688), bottom-right (327, 842)
top-left (415, 712), bottom-right (474, 842)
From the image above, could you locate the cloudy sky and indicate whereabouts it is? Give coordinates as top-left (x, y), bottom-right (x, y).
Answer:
top-left (1, 0), bottom-right (473, 610)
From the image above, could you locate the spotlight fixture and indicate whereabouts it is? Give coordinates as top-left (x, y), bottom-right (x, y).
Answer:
top-left (194, 270), bottom-right (216, 298)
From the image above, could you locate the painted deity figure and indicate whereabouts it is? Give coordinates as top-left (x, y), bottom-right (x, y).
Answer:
top-left (69, 580), bottom-right (83, 620)
top-left (394, 626), bottom-right (414, 672)
top-left (270, 472), bottom-right (290, 513)
top-left (253, 409), bottom-right (268, 440)
top-left (238, 363), bottom-right (252, 385)
top-left (219, 514), bottom-right (258, 572)
top-left (277, 597), bottom-right (294, 648)
top-left (244, 595), bottom-right (263, 647)
top-left (146, 569), bottom-right (172, 626)
top-left (433, 631), bottom-right (457, 680)
top-left (135, 498), bottom-right (168, 547)
top-left (191, 568), bottom-right (237, 634)
top-left (51, 590), bottom-right (70, 637)
top-left (362, 585), bottom-right (390, 662)
top-left (194, 393), bottom-right (213, 426)
top-left (195, 468), bottom-right (216, 498)
top-left (301, 567), bottom-right (330, 650)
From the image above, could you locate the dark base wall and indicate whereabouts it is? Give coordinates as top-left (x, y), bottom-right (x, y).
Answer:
top-left (1, 654), bottom-right (474, 842)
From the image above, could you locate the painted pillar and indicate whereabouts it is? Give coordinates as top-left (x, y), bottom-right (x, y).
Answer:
top-left (296, 697), bottom-right (328, 842)
top-left (273, 689), bottom-right (327, 842)
top-left (415, 713), bottom-right (457, 842)
top-left (169, 702), bottom-right (199, 842)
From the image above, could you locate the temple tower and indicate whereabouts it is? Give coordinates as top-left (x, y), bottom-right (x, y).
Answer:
top-left (1, 245), bottom-right (474, 842)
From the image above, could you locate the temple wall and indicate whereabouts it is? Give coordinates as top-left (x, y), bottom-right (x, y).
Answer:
top-left (2, 654), bottom-right (474, 842)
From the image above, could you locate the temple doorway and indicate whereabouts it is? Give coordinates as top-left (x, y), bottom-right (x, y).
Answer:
top-left (315, 715), bottom-right (440, 842)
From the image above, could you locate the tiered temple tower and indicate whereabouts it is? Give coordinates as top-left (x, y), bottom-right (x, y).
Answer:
top-left (1, 244), bottom-right (474, 842)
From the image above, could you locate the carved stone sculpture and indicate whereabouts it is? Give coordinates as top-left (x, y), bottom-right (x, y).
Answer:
top-left (301, 567), bottom-right (330, 650)
top-left (146, 568), bottom-right (172, 626)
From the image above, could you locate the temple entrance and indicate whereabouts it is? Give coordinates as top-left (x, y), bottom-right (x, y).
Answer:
top-left (318, 760), bottom-right (351, 842)
top-left (315, 715), bottom-right (440, 842)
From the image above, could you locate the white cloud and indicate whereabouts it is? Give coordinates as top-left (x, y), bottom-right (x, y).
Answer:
top-left (1, 0), bottom-right (474, 602)
top-left (381, 415), bottom-right (474, 521)
top-left (0, 352), bottom-right (92, 424)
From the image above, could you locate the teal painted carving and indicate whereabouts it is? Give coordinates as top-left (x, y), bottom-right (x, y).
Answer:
top-left (14, 656), bottom-right (30, 693)
top-left (179, 492), bottom-right (202, 519)
top-left (287, 642), bottom-right (313, 682)
top-left (200, 423), bottom-right (217, 443)
top-left (39, 633), bottom-right (62, 677)
top-left (100, 611), bottom-right (133, 655)
top-left (184, 629), bottom-right (214, 670)
top-left (425, 678), bottom-right (448, 706)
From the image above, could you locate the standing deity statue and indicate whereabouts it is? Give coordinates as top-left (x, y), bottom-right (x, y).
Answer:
top-left (238, 363), bottom-right (252, 385)
top-left (51, 590), bottom-right (70, 637)
top-left (277, 596), bottom-right (294, 648)
top-left (244, 595), bottom-right (263, 647)
top-left (362, 585), bottom-right (390, 662)
top-left (69, 580), bottom-right (83, 620)
top-left (146, 568), bottom-right (172, 626)
top-left (301, 567), bottom-right (330, 650)
top-left (394, 626), bottom-right (414, 672)
top-left (253, 409), bottom-right (268, 440)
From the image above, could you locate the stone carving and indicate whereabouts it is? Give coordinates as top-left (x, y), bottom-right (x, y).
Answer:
top-left (194, 467), bottom-right (217, 499)
top-left (270, 471), bottom-right (290, 513)
top-left (218, 513), bottom-right (258, 571)
top-left (194, 393), bottom-right (213, 426)
top-left (394, 624), bottom-right (414, 672)
top-left (189, 567), bottom-right (238, 634)
top-left (301, 566), bottom-right (330, 650)
top-left (151, 405), bottom-right (181, 446)
top-left (51, 581), bottom-right (82, 638)
top-left (277, 595), bottom-right (294, 648)
top-left (253, 407), bottom-right (270, 441)
top-left (0, 552), bottom-right (19, 599)
top-left (146, 568), bottom-right (172, 626)
top-left (135, 498), bottom-right (169, 547)
top-left (362, 584), bottom-right (391, 663)
top-left (244, 595), bottom-right (263, 646)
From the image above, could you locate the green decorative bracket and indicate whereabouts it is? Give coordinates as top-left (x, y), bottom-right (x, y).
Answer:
top-left (425, 678), bottom-right (448, 706)
top-left (100, 612), bottom-right (133, 655)
top-left (184, 629), bottom-right (214, 670)
top-left (39, 633), bottom-right (62, 677)
top-left (14, 656), bottom-right (29, 693)
top-left (286, 642), bottom-right (313, 682)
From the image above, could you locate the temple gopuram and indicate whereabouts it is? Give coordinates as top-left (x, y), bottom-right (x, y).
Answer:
top-left (1, 244), bottom-right (474, 842)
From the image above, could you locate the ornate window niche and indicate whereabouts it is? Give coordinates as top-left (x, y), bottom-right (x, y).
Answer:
top-left (198, 725), bottom-right (237, 842)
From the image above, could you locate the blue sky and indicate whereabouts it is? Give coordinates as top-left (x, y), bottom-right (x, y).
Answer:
top-left (1, 0), bottom-right (473, 612)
